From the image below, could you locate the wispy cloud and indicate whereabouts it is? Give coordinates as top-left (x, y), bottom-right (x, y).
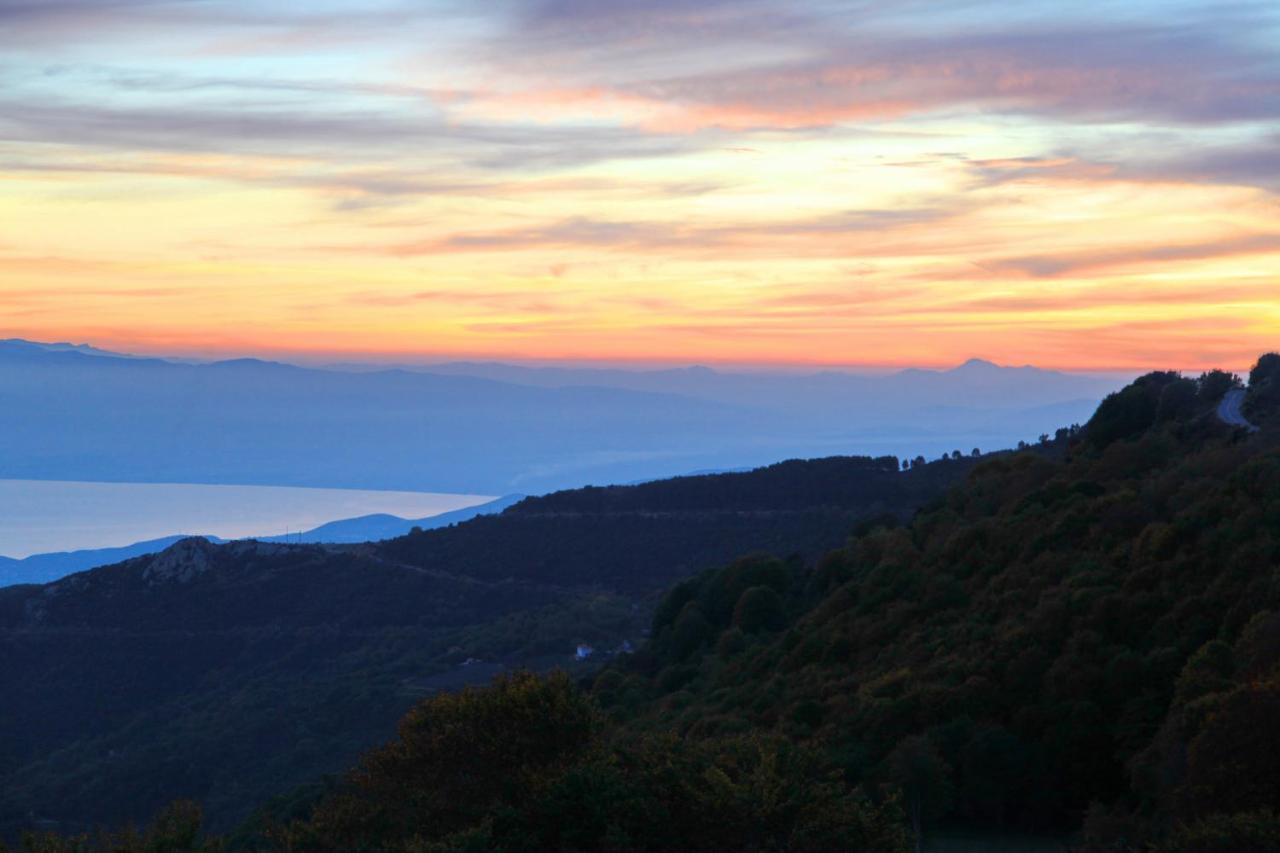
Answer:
top-left (2, 0), bottom-right (1279, 368)
top-left (486, 2), bottom-right (1280, 129)
top-left (370, 208), bottom-right (961, 257)
top-left (987, 233), bottom-right (1280, 278)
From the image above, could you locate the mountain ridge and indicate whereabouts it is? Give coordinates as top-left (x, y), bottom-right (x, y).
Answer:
top-left (0, 340), bottom-right (1121, 494)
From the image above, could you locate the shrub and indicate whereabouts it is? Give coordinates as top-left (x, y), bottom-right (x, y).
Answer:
top-left (733, 586), bottom-right (786, 634)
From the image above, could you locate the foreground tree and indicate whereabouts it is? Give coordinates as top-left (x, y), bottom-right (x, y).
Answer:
top-left (280, 671), bottom-right (909, 852)
top-left (1, 801), bottom-right (220, 853)
top-left (884, 736), bottom-right (953, 852)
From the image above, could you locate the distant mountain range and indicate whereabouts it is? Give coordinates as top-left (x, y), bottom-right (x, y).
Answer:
top-left (396, 356), bottom-right (1122, 414)
top-left (0, 339), bottom-right (1122, 496)
top-left (0, 495), bottom-right (521, 588)
top-left (0, 339), bottom-right (136, 359)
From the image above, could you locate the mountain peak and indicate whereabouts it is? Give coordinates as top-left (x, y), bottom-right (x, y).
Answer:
top-left (1, 338), bottom-right (133, 359)
top-left (140, 537), bottom-right (218, 584)
top-left (955, 357), bottom-right (1000, 371)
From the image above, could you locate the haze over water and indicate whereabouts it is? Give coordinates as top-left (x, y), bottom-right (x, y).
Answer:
top-left (0, 480), bottom-right (493, 559)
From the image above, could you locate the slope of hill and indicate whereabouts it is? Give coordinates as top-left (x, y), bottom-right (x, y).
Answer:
top-left (0, 534), bottom-right (207, 588)
top-left (227, 361), bottom-right (1279, 852)
top-left (583, 366), bottom-right (1280, 848)
top-left (259, 495), bottom-right (525, 545)
top-left (0, 453), bottom-right (974, 837)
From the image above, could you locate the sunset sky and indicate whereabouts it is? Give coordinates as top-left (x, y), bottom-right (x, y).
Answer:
top-left (2, 0), bottom-right (1278, 370)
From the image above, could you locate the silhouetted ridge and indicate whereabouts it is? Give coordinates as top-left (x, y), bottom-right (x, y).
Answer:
top-left (508, 455), bottom-right (909, 514)
top-left (1083, 367), bottom-right (1246, 448)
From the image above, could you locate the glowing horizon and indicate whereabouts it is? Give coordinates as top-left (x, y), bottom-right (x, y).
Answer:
top-left (2, 1), bottom-right (1278, 373)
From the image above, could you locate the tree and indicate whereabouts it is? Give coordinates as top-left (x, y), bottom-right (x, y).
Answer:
top-left (670, 603), bottom-right (714, 659)
top-left (959, 725), bottom-right (1028, 825)
top-left (1196, 369), bottom-right (1238, 403)
top-left (1249, 352), bottom-right (1280, 388)
top-left (1156, 377), bottom-right (1198, 422)
top-left (733, 586), bottom-right (786, 634)
top-left (7, 801), bottom-right (219, 853)
top-left (886, 735), bottom-right (953, 852)
top-left (690, 737), bottom-right (909, 852)
top-left (283, 679), bottom-right (912, 853)
top-left (304, 670), bottom-right (600, 847)
top-left (1086, 371), bottom-right (1182, 448)
top-left (971, 447), bottom-right (981, 457)
top-left (1246, 353), bottom-right (1280, 419)
top-left (1181, 678), bottom-right (1280, 818)
top-left (1156, 810), bottom-right (1280, 853)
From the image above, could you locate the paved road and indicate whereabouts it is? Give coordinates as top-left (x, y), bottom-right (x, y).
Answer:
top-left (1217, 388), bottom-right (1260, 432)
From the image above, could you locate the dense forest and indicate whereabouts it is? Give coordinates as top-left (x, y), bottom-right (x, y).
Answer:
top-left (593, 363), bottom-right (1280, 850)
top-left (6, 356), bottom-right (1279, 851)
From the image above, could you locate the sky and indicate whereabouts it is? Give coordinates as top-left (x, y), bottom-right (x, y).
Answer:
top-left (1, 0), bottom-right (1277, 371)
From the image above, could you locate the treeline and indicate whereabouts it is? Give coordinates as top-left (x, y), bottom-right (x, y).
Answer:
top-left (508, 455), bottom-right (933, 514)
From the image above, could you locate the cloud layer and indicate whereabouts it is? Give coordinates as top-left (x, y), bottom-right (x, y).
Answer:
top-left (1, 0), bottom-right (1277, 369)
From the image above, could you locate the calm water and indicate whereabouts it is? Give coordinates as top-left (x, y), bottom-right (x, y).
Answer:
top-left (0, 479), bottom-right (494, 558)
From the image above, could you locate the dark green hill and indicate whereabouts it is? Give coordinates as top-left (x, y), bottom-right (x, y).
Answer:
top-left (509, 455), bottom-right (908, 513)
top-left (13, 360), bottom-right (1277, 852)
top-left (253, 359), bottom-right (1279, 852)
top-left (586, 364), bottom-right (1280, 848)
top-left (0, 453), bottom-right (972, 838)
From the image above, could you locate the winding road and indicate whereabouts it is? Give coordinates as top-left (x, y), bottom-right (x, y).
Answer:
top-left (1217, 388), bottom-right (1260, 432)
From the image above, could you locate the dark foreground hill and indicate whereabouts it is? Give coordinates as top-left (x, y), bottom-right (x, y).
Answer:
top-left (571, 363), bottom-right (1279, 850)
top-left (10, 360), bottom-right (1276, 851)
top-left (87, 358), bottom-right (1269, 850)
top-left (0, 453), bottom-right (973, 838)
top-left (197, 360), bottom-right (1280, 851)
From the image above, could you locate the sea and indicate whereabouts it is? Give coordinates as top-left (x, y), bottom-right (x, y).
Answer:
top-left (0, 479), bottom-right (493, 558)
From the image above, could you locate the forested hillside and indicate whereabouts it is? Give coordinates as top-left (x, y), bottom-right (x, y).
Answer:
top-left (235, 359), bottom-right (1279, 852)
top-left (9, 358), bottom-right (1277, 852)
top-left (0, 454), bottom-right (973, 840)
top-left (585, 364), bottom-right (1280, 849)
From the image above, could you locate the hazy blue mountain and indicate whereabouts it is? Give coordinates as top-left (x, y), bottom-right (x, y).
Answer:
top-left (0, 495), bottom-right (523, 588)
top-left (0, 340), bottom-right (1123, 495)
top-left (0, 339), bottom-right (140, 359)
top-left (256, 494), bottom-right (524, 545)
top-left (399, 356), bottom-right (1125, 414)
top-left (0, 535), bottom-right (220, 588)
